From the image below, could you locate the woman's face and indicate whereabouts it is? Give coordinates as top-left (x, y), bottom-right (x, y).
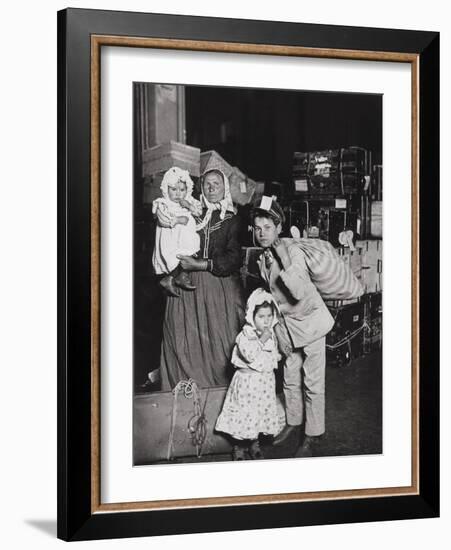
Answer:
top-left (202, 172), bottom-right (225, 203)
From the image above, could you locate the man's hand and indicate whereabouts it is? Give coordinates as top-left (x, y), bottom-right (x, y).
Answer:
top-left (272, 238), bottom-right (290, 269)
top-left (176, 255), bottom-right (208, 272)
top-left (274, 323), bottom-right (293, 357)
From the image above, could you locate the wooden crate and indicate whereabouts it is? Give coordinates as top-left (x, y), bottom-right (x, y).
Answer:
top-left (142, 140), bottom-right (200, 178)
top-left (356, 239), bottom-right (383, 293)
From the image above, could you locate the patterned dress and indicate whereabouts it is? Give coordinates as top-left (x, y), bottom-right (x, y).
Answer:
top-left (160, 209), bottom-right (245, 390)
top-left (215, 325), bottom-right (280, 440)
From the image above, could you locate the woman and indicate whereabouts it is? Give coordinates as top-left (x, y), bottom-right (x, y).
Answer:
top-left (158, 168), bottom-right (245, 390)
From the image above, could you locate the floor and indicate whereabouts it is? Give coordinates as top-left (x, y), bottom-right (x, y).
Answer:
top-left (153, 350), bottom-right (382, 464)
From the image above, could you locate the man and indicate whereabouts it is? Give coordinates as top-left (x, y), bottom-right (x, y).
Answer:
top-left (251, 199), bottom-right (334, 457)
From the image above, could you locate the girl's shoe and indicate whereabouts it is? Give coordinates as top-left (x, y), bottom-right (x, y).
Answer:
top-left (232, 445), bottom-right (247, 461)
top-left (248, 440), bottom-right (264, 460)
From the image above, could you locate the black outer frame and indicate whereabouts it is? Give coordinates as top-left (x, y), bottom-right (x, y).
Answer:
top-left (57, 8), bottom-right (439, 542)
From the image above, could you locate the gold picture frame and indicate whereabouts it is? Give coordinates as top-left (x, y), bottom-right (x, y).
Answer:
top-left (58, 8), bottom-right (439, 541)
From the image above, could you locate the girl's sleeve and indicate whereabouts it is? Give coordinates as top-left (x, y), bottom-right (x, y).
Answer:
top-left (153, 199), bottom-right (173, 227)
top-left (151, 198), bottom-right (163, 215)
top-left (236, 330), bottom-right (262, 365)
top-left (210, 215), bottom-right (242, 277)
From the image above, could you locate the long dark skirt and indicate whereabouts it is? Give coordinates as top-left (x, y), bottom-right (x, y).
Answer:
top-left (160, 271), bottom-right (245, 390)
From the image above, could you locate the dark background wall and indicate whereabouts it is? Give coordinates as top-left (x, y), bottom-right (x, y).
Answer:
top-left (186, 86), bottom-right (382, 185)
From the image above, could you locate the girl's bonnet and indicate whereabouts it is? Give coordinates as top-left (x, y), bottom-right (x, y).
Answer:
top-left (245, 288), bottom-right (279, 329)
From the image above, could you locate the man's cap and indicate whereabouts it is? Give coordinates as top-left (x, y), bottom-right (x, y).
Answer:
top-left (250, 195), bottom-right (285, 225)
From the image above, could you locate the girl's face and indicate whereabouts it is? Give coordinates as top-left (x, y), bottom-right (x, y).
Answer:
top-left (167, 180), bottom-right (187, 203)
top-left (253, 306), bottom-right (274, 333)
top-left (202, 172), bottom-right (225, 203)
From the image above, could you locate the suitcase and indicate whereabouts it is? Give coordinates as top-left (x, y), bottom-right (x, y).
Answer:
top-left (326, 300), bottom-right (365, 367)
top-left (292, 147), bottom-right (369, 196)
top-left (340, 146), bottom-right (367, 170)
top-left (363, 292), bottom-right (383, 353)
top-left (134, 384), bottom-right (286, 464)
top-left (340, 147), bottom-right (369, 194)
top-left (287, 199), bottom-right (331, 240)
top-left (308, 149), bottom-right (342, 195)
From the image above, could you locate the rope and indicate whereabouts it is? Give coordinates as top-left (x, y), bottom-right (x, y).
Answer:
top-left (326, 321), bottom-right (370, 350)
top-left (167, 379), bottom-right (209, 461)
top-left (188, 387), bottom-right (209, 457)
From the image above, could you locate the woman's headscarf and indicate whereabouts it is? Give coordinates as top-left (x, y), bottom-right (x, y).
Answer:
top-left (245, 288), bottom-right (279, 329)
top-left (159, 166), bottom-right (194, 201)
top-left (196, 168), bottom-right (235, 231)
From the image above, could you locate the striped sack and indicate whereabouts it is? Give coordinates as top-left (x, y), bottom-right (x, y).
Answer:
top-left (284, 238), bottom-right (364, 300)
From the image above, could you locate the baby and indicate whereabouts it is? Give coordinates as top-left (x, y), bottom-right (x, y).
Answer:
top-left (152, 167), bottom-right (202, 297)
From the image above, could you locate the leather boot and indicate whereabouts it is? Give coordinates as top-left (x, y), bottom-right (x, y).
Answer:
top-left (272, 424), bottom-right (300, 446)
top-left (174, 270), bottom-right (196, 291)
top-left (159, 275), bottom-right (180, 297)
top-left (294, 435), bottom-right (322, 458)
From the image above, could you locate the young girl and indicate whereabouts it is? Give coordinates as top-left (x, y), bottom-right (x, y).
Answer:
top-left (215, 288), bottom-right (281, 460)
top-left (152, 166), bottom-right (202, 297)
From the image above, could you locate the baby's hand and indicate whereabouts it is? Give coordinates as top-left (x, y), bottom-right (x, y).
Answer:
top-left (178, 198), bottom-right (191, 209)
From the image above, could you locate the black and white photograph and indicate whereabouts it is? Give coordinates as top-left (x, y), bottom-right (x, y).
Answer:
top-left (133, 83), bottom-right (383, 465)
top-left (1, 0), bottom-right (445, 547)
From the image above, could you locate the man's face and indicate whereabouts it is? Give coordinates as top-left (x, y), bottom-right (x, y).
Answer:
top-left (253, 216), bottom-right (281, 248)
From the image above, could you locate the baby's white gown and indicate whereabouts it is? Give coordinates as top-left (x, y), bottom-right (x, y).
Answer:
top-left (152, 198), bottom-right (200, 274)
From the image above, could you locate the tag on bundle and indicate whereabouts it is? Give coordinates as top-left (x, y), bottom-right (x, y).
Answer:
top-left (339, 230), bottom-right (356, 251)
top-left (259, 195), bottom-right (273, 210)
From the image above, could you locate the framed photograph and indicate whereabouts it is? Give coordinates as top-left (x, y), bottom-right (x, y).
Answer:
top-left (57, 8), bottom-right (439, 541)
